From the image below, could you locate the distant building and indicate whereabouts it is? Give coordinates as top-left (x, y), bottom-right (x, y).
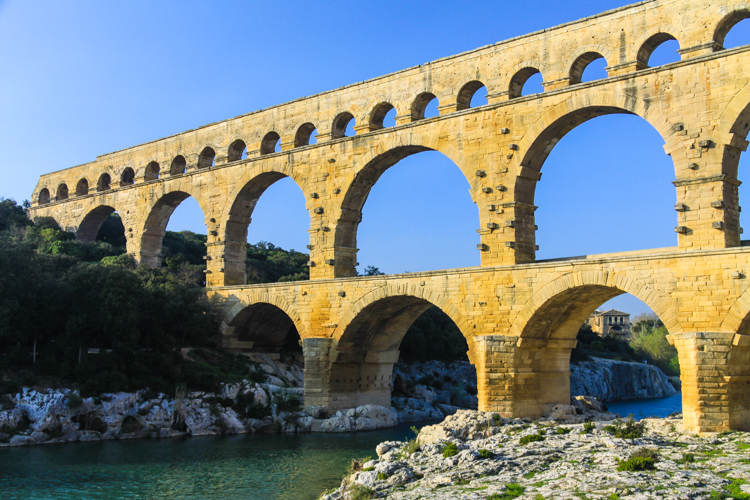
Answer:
top-left (586, 309), bottom-right (631, 339)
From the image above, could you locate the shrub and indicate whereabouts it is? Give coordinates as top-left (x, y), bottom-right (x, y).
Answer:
top-left (519, 434), bottom-right (544, 445)
top-left (348, 484), bottom-right (374, 500)
top-left (604, 419), bottom-right (645, 439)
top-left (580, 421), bottom-right (596, 434)
top-left (442, 442), bottom-right (459, 458)
top-left (677, 453), bottom-right (695, 464)
top-left (273, 392), bottom-right (302, 413)
top-left (67, 392), bottom-right (83, 410)
top-left (376, 473), bottom-right (388, 480)
top-left (617, 448), bottom-right (659, 472)
top-left (478, 449), bottom-right (494, 459)
top-left (486, 482), bottom-right (526, 500)
top-left (556, 427), bottom-right (572, 435)
top-left (120, 415), bottom-right (143, 434)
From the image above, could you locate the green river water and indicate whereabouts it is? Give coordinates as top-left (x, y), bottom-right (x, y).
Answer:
top-left (0, 397), bottom-right (682, 500)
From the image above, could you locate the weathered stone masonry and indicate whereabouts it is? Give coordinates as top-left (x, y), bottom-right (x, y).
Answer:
top-left (29, 0), bottom-right (750, 433)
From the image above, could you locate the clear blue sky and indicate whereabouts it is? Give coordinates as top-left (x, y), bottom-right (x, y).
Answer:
top-left (1, 1), bottom-right (749, 317)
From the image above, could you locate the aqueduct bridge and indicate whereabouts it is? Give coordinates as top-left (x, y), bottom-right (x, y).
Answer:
top-left (29, 0), bottom-right (750, 433)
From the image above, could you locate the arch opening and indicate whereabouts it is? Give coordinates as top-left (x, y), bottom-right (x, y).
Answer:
top-left (510, 67), bottom-right (543, 98)
top-left (197, 147), bottom-right (215, 168)
top-left (97, 173), bottom-right (111, 192)
top-left (570, 52), bottom-right (608, 84)
top-left (75, 178), bottom-right (88, 197)
top-left (330, 295), bottom-right (472, 411)
top-left (225, 173), bottom-right (309, 285)
top-left (170, 155), bottom-right (187, 175)
top-left (77, 205), bottom-right (116, 242)
top-left (38, 188), bottom-right (50, 205)
top-left (519, 110), bottom-right (675, 259)
top-left (332, 112), bottom-right (355, 139)
top-left (228, 140), bottom-right (247, 162)
top-left (338, 147), bottom-right (478, 276)
top-left (369, 102), bottom-right (396, 130)
top-left (411, 92), bottom-right (439, 121)
top-left (120, 168), bottom-right (135, 186)
top-left (226, 303), bottom-right (302, 355)
top-left (638, 33), bottom-right (680, 67)
top-left (56, 184), bottom-right (68, 201)
top-left (715, 10), bottom-right (750, 49)
top-left (456, 80), bottom-right (487, 110)
top-left (294, 123), bottom-right (317, 147)
top-left (518, 283), bottom-right (679, 414)
top-left (260, 132), bottom-right (281, 155)
top-left (145, 162), bottom-right (160, 181)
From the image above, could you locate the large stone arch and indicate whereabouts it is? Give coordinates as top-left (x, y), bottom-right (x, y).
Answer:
top-left (219, 160), bottom-right (309, 285)
top-left (318, 284), bottom-right (471, 410)
top-left (134, 183), bottom-right (212, 268)
top-left (332, 133), bottom-right (473, 277)
top-left (218, 291), bottom-right (308, 350)
top-left (507, 92), bottom-right (678, 260)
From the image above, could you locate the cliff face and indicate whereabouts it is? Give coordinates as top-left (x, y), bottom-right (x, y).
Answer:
top-left (569, 357), bottom-right (677, 402)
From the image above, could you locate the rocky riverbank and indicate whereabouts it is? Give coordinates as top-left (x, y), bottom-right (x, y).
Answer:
top-left (323, 410), bottom-right (750, 500)
top-left (571, 357), bottom-right (678, 401)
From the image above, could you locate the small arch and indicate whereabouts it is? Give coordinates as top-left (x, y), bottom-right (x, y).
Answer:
top-left (260, 132), bottom-right (281, 155)
top-left (145, 161), bottom-right (160, 181)
top-left (227, 140), bottom-right (247, 162)
top-left (224, 302), bottom-right (302, 353)
top-left (38, 188), bottom-right (50, 205)
top-left (197, 147), bottom-right (215, 168)
top-left (120, 167), bottom-right (135, 186)
top-left (332, 112), bottom-right (355, 139)
top-left (569, 52), bottom-right (607, 84)
top-left (75, 178), bottom-right (89, 196)
top-left (715, 8), bottom-right (750, 48)
top-left (55, 183), bottom-right (69, 201)
top-left (456, 80), bottom-right (487, 110)
top-left (97, 173), bottom-right (111, 192)
top-left (509, 67), bottom-right (543, 99)
top-left (170, 155), bottom-right (186, 175)
top-left (369, 102), bottom-right (396, 130)
top-left (410, 92), bottom-right (439, 121)
top-left (637, 33), bottom-right (679, 67)
top-left (294, 123), bottom-right (317, 147)
top-left (77, 205), bottom-right (116, 242)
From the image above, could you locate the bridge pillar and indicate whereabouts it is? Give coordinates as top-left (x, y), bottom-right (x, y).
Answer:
top-left (302, 337), bottom-right (335, 410)
top-left (668, 332), bottom-right (746, 434)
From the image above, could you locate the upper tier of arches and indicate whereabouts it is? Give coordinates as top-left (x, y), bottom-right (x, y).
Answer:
top-left (32, 1), bottom-right (750, 205)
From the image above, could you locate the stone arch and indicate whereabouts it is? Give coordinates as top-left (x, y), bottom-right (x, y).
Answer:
top-left (333, 134), bottom-right (472, 276)
top-left (221, 162), bottom-right (308, 285)
top-left (719, 281), bottom-right (750, 336)
top-left (55, 183), bottom-right (69, 201)
top-left (634, 27), bottom-right (684, 67)
top-left (566, 47), bottom-right (610, 84)
top-left (220, 293), bottom-right (308, 351)
top-left (507, 61), bottom-right (546, 99)
top-left (510, 271), bottom-right (677, 340)
top-left (714, 80), bottom-right (750, 179)
top-left (260, 132), bottom-right (280, 155)
top-left (331, 111), bottom-right (355, 139)
top-left (197, 147), bottom-right (215, 168)
top-left (227, 139), bottom-right (246, 162)
top-left (714, 5), bottom-right (750, 48)
top-left (77, 204), bottom-right (118, 242)
top-left (97, 173), bottom-right (111, 192)
top-left (410, 92), bottom-right (439, 122)
top-left (120, 167), bottom-right (135, 186)
top-left (75, 178), bottom-right (89, 196)
top-left (136, 187), bottom-right (211, 268)
top-left (170, 155), bottom-right (187, 175)
top-left (294, 123), bottom-right (317, 147)
top-left (369, 102), bottom-right (396, 130)
top-left (456, 80), bottom-right (486, 110)
top-left (325, 285), bottom-right (471, 410)
top-left (37, 188), bottom-right (50, 205)
top-left (144, 161), bottom-right (160, 181)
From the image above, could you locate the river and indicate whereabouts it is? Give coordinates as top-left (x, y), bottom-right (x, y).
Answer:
top-left (0, 396), bottom-right (682, 500)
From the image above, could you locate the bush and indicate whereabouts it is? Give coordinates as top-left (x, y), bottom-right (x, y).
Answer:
top-left (273, 392), bottom-right (302, 413)
top-left (478, 449), bottom-right (494, 459)
top-left (348, 484), bottom-right (374, 500)
top-left (487, 482), bottom-right (525, 500)
top-left (442, 442), bottom-right (459, 458)
top-left (677, 453), bottom-right (695, 464)
top-left (519, 434), bottom-right (544, 445)
top-left (556, 427), bottom-right (572, 435)
top-left (617, 448), bottom-right (659, 472)
top-left (604, 419), bottom-right (645, 439)
top-left (67, 392), bottom-right (83, 410)
top-left (376, 473), bottom-right (388, 480)
top-left (580, 421), bottom-right (596, 434)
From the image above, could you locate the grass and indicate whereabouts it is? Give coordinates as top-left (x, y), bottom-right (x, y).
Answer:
top-left (348, 484), bottom-right (374, 500)
top-left (603, 419), bottom-right (645, 439)
top-left (520, 434), bottom-right (545, 445)
top-left (486, 483), bottom-right (525, 500)
top-left (376, 472), bottom-right (388, 480)
top-left (579, 421), bottom-right (596, 434)
top-left (676, 452), bottom-right (695, 464)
